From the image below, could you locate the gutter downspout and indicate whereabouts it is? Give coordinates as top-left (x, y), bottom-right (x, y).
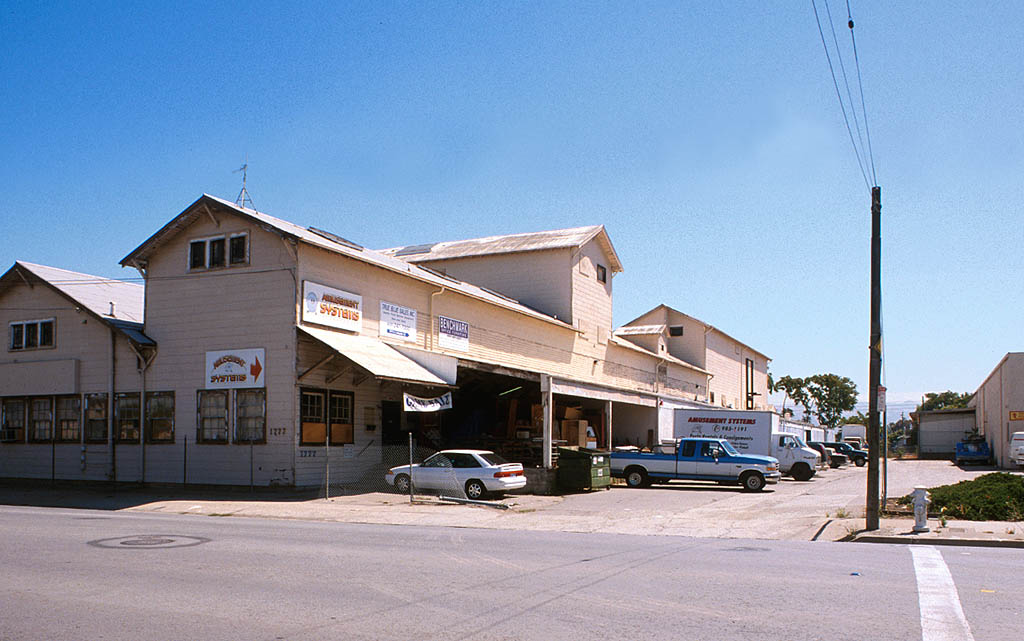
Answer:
top-left (429, 287), bottom-right (447, 350)
top-left (128, 343), bottom-right (156, 485)
top-left (109, 327), bottom-right (117, 484)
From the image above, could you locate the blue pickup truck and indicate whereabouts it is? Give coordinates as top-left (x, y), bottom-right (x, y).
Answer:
top-left (611, 437), bottom-right (781, 492)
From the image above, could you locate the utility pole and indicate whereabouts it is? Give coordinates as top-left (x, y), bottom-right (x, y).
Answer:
top-left (866, 185), bottom-right (882, 530)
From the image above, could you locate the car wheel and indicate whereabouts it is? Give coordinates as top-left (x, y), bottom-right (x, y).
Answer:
top-left (791, 463), bottom-right (813, 482)
top-left (741, 472), bottom-right (765, 492)
top-left (625, 467), bottom-right (649, 488)
top-left (465, 479), bottom-right (487, 500)
top-left (855, 457), bottom-right (866, 467)
top-left (394, 474), bottom-right (411, 494)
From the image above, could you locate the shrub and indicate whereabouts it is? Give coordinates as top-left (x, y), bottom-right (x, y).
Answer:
top-left (897, 473), bottom-right (1024, 521)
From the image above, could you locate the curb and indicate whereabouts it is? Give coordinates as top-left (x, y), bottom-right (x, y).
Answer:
top-left (847, 535), bottom-right (1024, 549)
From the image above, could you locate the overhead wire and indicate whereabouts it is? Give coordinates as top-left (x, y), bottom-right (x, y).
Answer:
top-left (824, 0), bottom-right (871, 185)
top-left (845, 0), bottom-right (877, 186)
top-left (812, 0), bottom-right (871, 191)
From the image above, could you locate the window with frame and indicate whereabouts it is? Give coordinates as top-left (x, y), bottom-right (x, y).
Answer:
top-left (300, 390), bottom-right (326, 445)
top-left (668, 325), bottom-right (684, 337)
top-left (596, 264), bottom-right (607, 283)
top-left (56, 395), bottom-right (81, 442)
top-left (197, 390), bottom-right (229, 443)
top-left (85, 393), bottom-right (108, 443)
top-left (29, 397), bottom-right (53, 442)
top-left (328, 391), bottom-right (353, 445)
top-left (9, 319), bottom-right (55, 351)
top-left (146, 392), bottom-right (174, 443)
top-left (1, 398), bottom-right (26, 442)
top-left (189, 232), bottom-right (249, 271)
top-left (235, 389), bottom-right (265, 443)
top-left (115, 393), bottom-right (141, 443)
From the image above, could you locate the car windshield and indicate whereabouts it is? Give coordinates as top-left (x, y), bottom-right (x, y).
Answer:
top-left (721, 441), bottom-right (739, 456)
top-left (479, 452), bottom-right (508, 466)
top-left (794, 436), bottom-right (808, 448)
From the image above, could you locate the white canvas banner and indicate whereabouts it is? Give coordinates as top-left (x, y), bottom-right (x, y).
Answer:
top-left (380, 301), bottom-right (417, 343)
top-left (403, 392), bottom-right (453, 412)
top-left (303, 281), bottom-right (362, 332)
top-left (206, 348), bottom-right (266, 389)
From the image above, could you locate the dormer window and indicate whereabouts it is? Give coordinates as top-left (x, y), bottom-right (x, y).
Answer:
top-left (189, 233), bottom-right (249, 271)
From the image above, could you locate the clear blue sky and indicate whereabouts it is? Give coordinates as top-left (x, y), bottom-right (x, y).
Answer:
top-left (2, 1), bottom-right (1021, 408)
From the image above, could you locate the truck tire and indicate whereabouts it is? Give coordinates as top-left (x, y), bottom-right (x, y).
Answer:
top-left (624, 467), bottom-right (649, 488)
top-left (855, 457), bottom-right (866, 467)
top-left (790, 463), bottom-right (814, 482)
top-left (740, 472), bottom-right (765, 492)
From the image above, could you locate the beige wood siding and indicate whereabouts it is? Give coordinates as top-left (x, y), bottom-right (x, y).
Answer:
top-left (414, 249), bottom-right (574, 323)
top-left (138, 215), bottom-right (298, 485)
top-left (571, 239), bottom-right (613, 337)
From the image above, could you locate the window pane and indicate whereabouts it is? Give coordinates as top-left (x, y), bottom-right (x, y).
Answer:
top-left (10, 324), bottom-right (24, 350)
top-left (56, 395), bottom-right (81, 442)
top-left (198, 390), bottom-right (228, 443)
top-left (190, 240), bottom-right (206, 269)
top-left (30, 397), bottom-right (52, 441)
top-left (229, 235), bottom-right (247, 265)
top-left (85, 394), bottom-right (108, 442)
top-left (235, 389), bottom-right (265, 443)
top-left (2, 399), bottom-right (26, 442)
top-left (300, 391), bottom-right (326, 445)
top-left (146, 392), bottom-right (174, 442)
top-left (209, 238), bottom-right (226, 267)
top-left (116, 393), bottom-right (140, 442)
top-left (39, 320), bottom-right (54, 347)
top-left (329, 392), bottom-right (353, 445)
top-left (25, 323), bottom-right (38, 348)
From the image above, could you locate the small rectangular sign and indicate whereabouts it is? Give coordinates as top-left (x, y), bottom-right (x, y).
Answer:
top-left (206, 348), bottom-right (265, 389)
top-left (303, 281), bottom-right (362, 333)
top-left (380, 301), bottom-right (417, 343)
top-left (403, 392), bottom-right (453, 412)
top-left (1010, 411), bottom-right (1024, 421)
top-left (437, 315), bottom-right (469, 352)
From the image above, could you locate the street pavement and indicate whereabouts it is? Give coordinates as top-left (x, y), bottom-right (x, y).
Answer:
top-left (1, 459), bottom-right (1021, 546)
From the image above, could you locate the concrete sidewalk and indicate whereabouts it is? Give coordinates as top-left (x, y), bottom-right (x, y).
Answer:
top-left (3, 479), bottom-right (1022, 547)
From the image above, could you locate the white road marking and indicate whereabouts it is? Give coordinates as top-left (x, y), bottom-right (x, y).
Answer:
top-left (911, 546), bottom-right (974, 641)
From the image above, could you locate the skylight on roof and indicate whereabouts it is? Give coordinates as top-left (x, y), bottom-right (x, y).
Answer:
top-left (308, 227), bottom-right (363, 251)
top-left (394, 243), bottom-right (436, 256)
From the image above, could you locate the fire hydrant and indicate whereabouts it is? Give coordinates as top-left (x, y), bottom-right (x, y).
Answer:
top-left (912, 486), bottom-right (930, 533)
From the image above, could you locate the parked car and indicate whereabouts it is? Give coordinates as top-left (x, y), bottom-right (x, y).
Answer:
top-left (384, 449), bottom-right (526, 499)
top-left (810, 442), bottom-right (847, 468)
top-left (610, 437), bottom-right (781, 492)
top-left (824, 441), bottom-right (868, 467)
top-left (806, 441), bottom-right (832, 468)
top-left (954, 439), bottom-right (991, 465)
top-left (1009, 432), bottom-right (1024, 467)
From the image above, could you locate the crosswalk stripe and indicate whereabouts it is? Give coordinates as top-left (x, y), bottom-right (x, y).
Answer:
top-left (911, 545), bottom-right (974, 641)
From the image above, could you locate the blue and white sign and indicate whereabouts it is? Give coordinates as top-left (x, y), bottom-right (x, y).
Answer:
top-left (403, 392), bottom-right (453, 412)
top-left (380, 301), bottom-right (417, 343)
top-left (437, 315), bottom-right (469, 352)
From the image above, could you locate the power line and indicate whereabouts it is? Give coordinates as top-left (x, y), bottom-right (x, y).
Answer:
top-left (824, 0), bottom-right (870, 185)
top-left (812, 0), bottom-right (871, 190)
top-left (845, 0), bottom-right (878, 186)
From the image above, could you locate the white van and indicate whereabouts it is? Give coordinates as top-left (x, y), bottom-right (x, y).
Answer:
top-left (1009, 432), bottom-right (1024, 466)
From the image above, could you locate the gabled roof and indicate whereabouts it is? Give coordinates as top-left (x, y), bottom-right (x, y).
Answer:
top-left (120, 194), bottom-right (575, 331)
top-left (621, 303), bottom-right (771, 361)
top-left (379, 225), bottom-right (624, 273)
top-left (0, 261), bottom-right (153, 346)
top-left (608, 335), bottom-right (710, 376)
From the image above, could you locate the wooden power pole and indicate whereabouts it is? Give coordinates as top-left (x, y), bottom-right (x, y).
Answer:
top-left (866, 185), bottom-right (882, 530)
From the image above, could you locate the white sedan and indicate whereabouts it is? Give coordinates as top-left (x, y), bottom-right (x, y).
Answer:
top-left (385, 449), bottom-right (527, 499)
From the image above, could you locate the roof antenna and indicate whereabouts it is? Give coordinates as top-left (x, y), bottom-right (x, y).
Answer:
top-left (234, 157), bottom-right (255, 210)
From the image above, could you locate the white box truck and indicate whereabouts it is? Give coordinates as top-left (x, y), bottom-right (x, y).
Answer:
top-left (674, 408), bottom-right (820, 481)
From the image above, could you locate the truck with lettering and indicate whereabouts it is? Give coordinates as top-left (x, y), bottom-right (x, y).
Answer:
top-left (610, 437), bottom-right (781, 491)
top-left (674, 409), bottom-right (821, 482)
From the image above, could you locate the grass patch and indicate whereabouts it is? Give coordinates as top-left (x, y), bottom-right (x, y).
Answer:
top-left (898, 473), bottom-right (1024, 521)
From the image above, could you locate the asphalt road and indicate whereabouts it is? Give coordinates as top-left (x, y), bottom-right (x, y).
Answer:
top-left (1, 505), bottom-right (1020, 641)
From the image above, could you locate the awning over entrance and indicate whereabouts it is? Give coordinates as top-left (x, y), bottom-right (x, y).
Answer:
top-left (298, 326), bottom-right (451, 386)
top-left (550, 378), bottom-right (657, 407)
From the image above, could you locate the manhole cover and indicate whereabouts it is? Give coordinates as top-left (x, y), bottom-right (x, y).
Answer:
top-left (88, 535), bottom-right (210, 549)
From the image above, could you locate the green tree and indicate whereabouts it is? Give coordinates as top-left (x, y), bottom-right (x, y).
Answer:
top-left (774, 376), bottom-right (807, 418)
top-left (917, 391), bottom-right (972, 412)
top-left (839, 411), bottom-right (868, 426)
top-left (803, 373), bottom-right (859, 430)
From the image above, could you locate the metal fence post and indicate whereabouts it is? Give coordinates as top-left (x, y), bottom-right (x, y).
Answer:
top-left (408, 431), bottom-right (414, 504)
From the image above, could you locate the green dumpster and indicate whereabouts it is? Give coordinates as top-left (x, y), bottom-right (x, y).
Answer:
top-left (556, 447), bottom-right (612, 491)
